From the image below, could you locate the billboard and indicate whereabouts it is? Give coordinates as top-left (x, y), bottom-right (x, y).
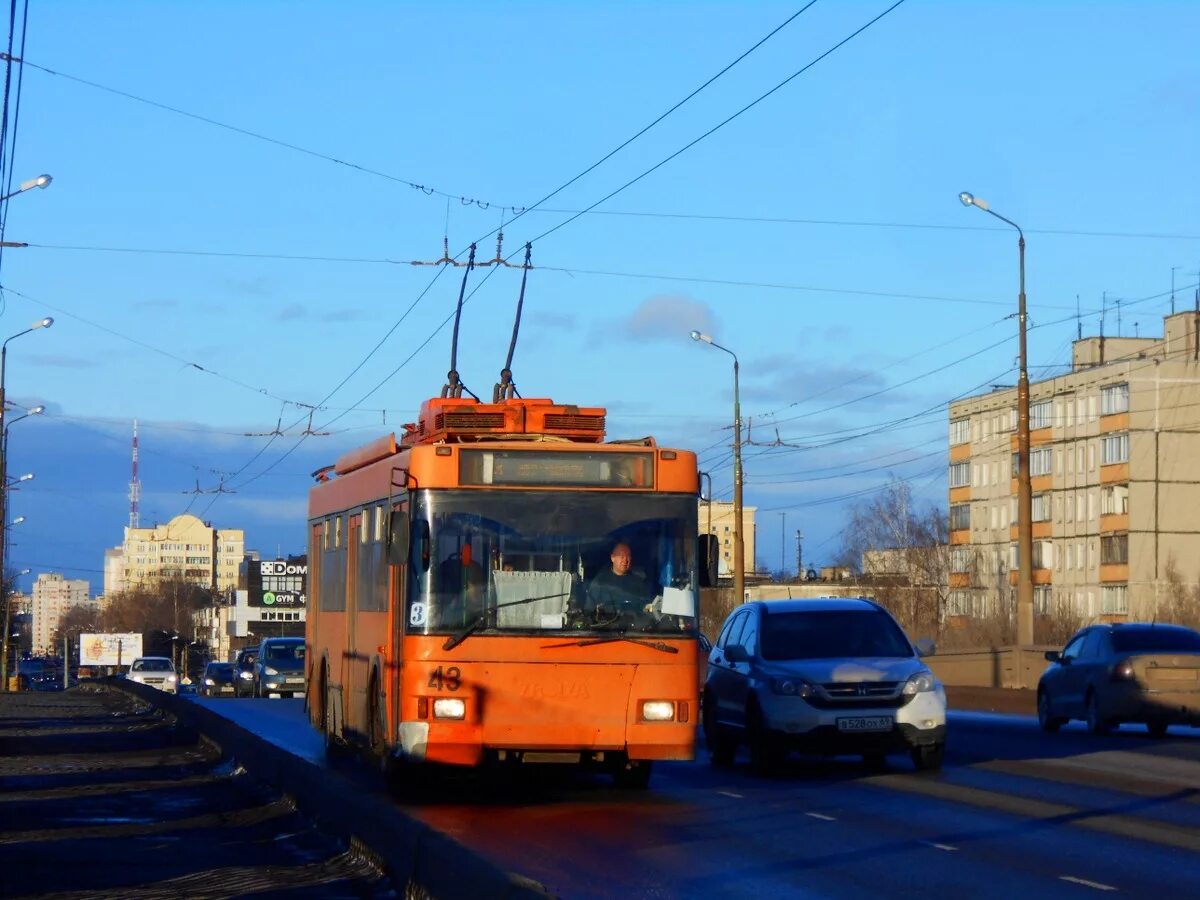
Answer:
top-left (247, 559), bottom-right (307, 609)
top-left (79, 633), bottom-right (143, 667)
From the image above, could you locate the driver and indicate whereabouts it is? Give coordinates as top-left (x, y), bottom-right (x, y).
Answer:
top-left (586, 542), bottom-right (656, 619)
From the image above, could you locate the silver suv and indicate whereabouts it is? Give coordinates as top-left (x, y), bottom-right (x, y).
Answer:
top-left (702, 597), bottom-right (946, 772)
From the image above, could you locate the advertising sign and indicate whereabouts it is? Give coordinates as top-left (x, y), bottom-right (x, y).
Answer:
top-left (247, 559), bottom-right (307, 609)
top-left (79, 632), bottom-right (143, 667)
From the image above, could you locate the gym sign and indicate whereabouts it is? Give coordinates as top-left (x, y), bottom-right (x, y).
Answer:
top-left (248, 559), bottom-right (308, 609)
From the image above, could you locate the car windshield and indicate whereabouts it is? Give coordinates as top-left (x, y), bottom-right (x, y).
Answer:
top-left (208, 663), bottom-right (234, 676)
top-left (759, 610), bottom-right (913, 660)
top-left (264, 643), bottom-right (305, 661)
top-left (1112, 629), bottom-right (1200, 653)
top-left (406, 489), bottom-right (699, 637)
top-left (132, 658), bottom-right (172, 672)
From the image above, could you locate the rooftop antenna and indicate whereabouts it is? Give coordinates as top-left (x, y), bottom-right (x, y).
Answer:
top-left (494, 243), bottom-right (533, 402)
top-left (128, 419), bottom-right (140, 529)
top-left (1099, 291), bottom-right (1107, 364)
top-left (1171, 266), bottom-right (1179, 315)
top-left (1076, 294), bottom-right (1082, 341)
top-left (441, 244), bottom-right (479, 400)
top-left (1116, 297), bottom-right (1122, 337)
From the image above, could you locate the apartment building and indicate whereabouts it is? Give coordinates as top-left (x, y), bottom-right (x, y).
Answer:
top-left (947, 310), bottom-right (1200, 622)
top-left (103, 513), bottom-right (245, 596)
top-left (698, 498), bottom-right (757, 580)
top-left (30, 573), bottom-right (92, 654)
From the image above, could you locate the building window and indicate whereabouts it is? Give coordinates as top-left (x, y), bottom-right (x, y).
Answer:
top-left (1102, 433), bottom-right (1129, 465)
top-left (1030, 447), bottom-right (1053, 476)
top-left (1032, 541), bottom-right (1053, 569)
top-left (1034, 584), bottom-right (1052, 615)
top-left (1101, 383), bottom-right (1129, 415)
top-left (949, 504), bottom-right (970, 531)
top-left (950, 417), bottom-right (970, 446)
top-left (1101, 534), bottom-right (1128, 565)
top-left (1064, 395), bottom-right (1075, 427)
top-left (949, 462), bottom-right (970, 488)
top-left (1101, 484), bottom-right (1129, 515)
top-left (950, 546), bottom-right (973, 573)
top-left (1030, 399), bottom-right (1053, 429)
top-left (1031, 493), bottom-right (1051, 522)
top-left (1008, 408), bottom-right (1018, 432)
top-left (1101, 584), bottom-right (1128, 614)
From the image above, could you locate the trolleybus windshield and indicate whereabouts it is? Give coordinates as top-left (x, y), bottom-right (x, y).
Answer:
top-left (405, 490), bottom-right (698, 638)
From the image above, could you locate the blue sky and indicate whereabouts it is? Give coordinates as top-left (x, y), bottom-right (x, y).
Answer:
top-left (1, 1), bottom-right (1197, 593)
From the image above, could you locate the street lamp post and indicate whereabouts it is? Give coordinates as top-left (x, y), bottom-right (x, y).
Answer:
top-left (959, 191), bottom-right (1034, 667)
top-left (0, 316), bottom-right (53, 692)
top-left (690, 330), bottom-right (744, 603)
top-left (0, 173), bottom-right (52, 204)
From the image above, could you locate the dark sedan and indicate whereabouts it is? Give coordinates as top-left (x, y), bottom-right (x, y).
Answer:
top-left (199, 662), bottom-right (237, 697)
top-left (1038, 622), bottom-right (1200, 736)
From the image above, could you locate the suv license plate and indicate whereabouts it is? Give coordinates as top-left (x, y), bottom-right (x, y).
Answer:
top-left (837, 716), bottom-right (893, 733)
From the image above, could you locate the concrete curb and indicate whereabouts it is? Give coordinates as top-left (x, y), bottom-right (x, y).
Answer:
top-left (116, 681), bottom-right (553, 899)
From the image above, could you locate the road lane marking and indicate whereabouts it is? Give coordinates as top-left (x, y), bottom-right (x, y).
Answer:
top-left (716, 791), bottom-right (743, 799)
top-left (863, 772), bottom-right (1200, 853)
top-left (805, 812), bottom-right (836, 821)
top-left (923, 841), bottom-right (957, 851)
top-left (1059, 876), bottom-right (1117, 892)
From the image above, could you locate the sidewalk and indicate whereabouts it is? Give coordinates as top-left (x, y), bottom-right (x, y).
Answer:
top-left (945, 685), bottom-right (1036, 716)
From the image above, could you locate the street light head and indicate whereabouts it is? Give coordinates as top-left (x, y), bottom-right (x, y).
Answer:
top-left (15, 568), bottom-right (30, 576)
top-left (19, 174), bottom-right (52, 192)
top-left (34, 317), bottom-right (53, 330)
top-left (27, 406), bottom-right (44, 416)
top-left (10, 516), bottom-right (24, 525)
top-left (959, 191), bottom-right (989, 211)
top-left (689, 330), bottom-right (713, 344)
top-left (16, 473), bottom-right (33, 483)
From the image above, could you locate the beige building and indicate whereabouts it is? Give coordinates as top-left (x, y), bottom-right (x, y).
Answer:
top-left (103, 513), bottom-right (245, 596)
top-left (30, 573), bottom-right (92, 655)
top-left (697, 499), bottom-right (757, 580)
top-left (947, 310), bottom-right (1200, 622)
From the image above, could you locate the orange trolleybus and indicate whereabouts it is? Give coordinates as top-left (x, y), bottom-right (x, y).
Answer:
top-left (306, 395), bottom-right (710, 788)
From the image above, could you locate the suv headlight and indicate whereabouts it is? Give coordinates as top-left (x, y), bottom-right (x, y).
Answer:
top-left (770, 678), bottom-right (815, 698)
top-left (239, 670), bottom-right (253, 680)
top-left (264, 666), bottom-right (279, 676)
top-left (902, 671), bottom-right (936, 696)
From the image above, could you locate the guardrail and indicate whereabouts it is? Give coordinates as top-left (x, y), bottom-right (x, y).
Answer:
top-left (926, 645), bottom-right (1055, 689)
top-left (115, 680), bottom-right (551, 899)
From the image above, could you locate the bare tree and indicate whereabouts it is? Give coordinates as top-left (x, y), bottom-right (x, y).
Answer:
top-left (837, 478), bottom-right (949, 639)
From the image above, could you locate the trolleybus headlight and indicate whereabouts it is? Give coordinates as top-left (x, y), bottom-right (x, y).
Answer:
top-left (641, 701), bottom-right (675, 722)
top-left (433, 698), bottom-right (466, 719)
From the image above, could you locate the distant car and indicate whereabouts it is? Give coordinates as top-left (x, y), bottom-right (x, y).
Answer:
top-left (1038, 622), bottom-right (1200, 736)
top-left (127, 656), bottom-right (178, 694)
top-left (252, 637), bottom-right (307, 698)
top-left (233, 648), bottom-right (258, 697)
top-left (702, 597), bottom-right (946, 772)
top-left (199, 662), bottom-right (237, 698)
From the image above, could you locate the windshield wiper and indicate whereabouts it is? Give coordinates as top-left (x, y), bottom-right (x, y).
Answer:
top-left (543, 633), bottom-right (679, 654)
top-left (441, 591), bottom-right (571, 651)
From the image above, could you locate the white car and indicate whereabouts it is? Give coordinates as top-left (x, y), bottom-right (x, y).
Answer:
top-left (702, 597), bottom-right (946, 772)
top-left (127, 656), bottom-right (178, 694)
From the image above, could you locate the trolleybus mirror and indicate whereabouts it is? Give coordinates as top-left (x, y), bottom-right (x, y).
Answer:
top-left (387, 509), bottom-right (410, 565)
top-left (411, 518), bottom-right (431, 572)
top-left (698, 534), bottom-right (719, 588)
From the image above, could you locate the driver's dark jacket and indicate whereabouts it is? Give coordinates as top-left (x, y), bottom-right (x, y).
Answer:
top-left (586, 568), bottom-right (654, 614)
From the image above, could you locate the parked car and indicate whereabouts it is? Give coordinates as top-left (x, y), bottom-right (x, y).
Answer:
top-left (233, 648), bottom-right (258, 697)
top-left (1038, 622), bottom-right (1200, 736)
top-left (199, 661), bottom-right (237, 698)
top-left (252, 637), bottom-right (307, 698)
top-left (702, 597), bottom-right (946, 772)
top-left (127, 656), bottom-right (178, 694)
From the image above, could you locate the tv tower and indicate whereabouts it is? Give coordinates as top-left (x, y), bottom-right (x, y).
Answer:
top-left (128, 419), bottom-right (141, 529)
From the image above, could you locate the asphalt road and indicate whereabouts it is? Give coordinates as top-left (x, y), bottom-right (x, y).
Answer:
top-left (205, 692), bottom-right (1200, 898)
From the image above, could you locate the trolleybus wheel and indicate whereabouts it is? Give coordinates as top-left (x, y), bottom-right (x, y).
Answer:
top-left (613, 758), bottom-right (653, 790)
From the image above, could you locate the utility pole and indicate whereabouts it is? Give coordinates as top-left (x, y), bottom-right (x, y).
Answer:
top-left (796, 531), bottom-right (804, 579)
top-left (779, 512), bottom-right (786, 579)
